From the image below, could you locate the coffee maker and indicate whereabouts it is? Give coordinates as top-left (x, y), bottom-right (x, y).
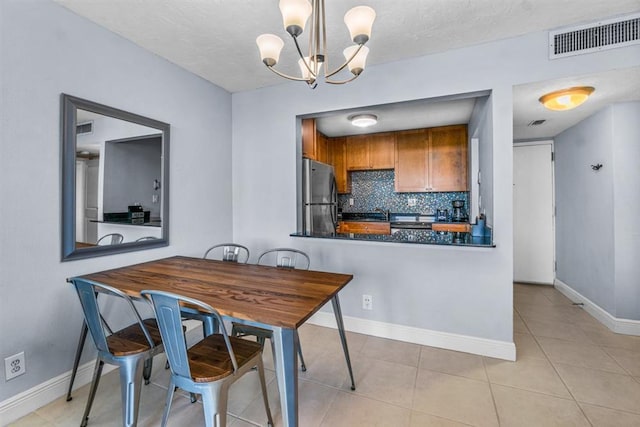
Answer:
top-left (451, 200), bottom-right (468, 222)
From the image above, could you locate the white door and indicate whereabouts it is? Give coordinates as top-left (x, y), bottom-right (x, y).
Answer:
top-left (513, 142), bottom-right (555, 284)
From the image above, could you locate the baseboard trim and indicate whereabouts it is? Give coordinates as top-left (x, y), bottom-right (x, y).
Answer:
top-left (554, 279), bottom-right (640, 336)
top-left (307, 312), bottom-right (516, 361)
top-left (0, 361), bottom-right (116, 426)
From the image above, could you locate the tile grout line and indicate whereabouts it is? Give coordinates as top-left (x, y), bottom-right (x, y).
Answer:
top-left (481, 353), bottom-right (503, 427)
top-left (515, 285), bottom-right (595, 427)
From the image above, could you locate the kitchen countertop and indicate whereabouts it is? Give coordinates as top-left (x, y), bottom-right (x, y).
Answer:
top-left (291, 229), bottom-right (494, 247)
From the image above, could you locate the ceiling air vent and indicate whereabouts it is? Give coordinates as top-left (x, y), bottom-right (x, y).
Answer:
top-left (528, 119), bottom-right (546, 127)
top-left (76, 121), bottom-right (93, 135)
top-left (549, 12), bottom-right (640, 59)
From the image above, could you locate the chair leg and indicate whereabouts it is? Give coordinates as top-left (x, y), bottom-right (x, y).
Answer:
top-left (294, 330), bottom-right (307, 372)
top-left (160, 379), bottom-right (175, 427)
top-left (119, 357), bottom-right (145, 427)
top-left (67, 321), bottom-right (89, 401)
top-left (80, 358), bottom-right (104, 427)
top-left (143, 357), bottom-right (153, 385)
top-left (257, 358), bottom-right (274, 427)
top-left (200, 387), bottom-right (219, 427)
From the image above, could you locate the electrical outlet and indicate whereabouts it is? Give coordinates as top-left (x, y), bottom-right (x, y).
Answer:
top-left (5, 352), bottom-right (26, 381)
top-left (349, 198), bottom-right (354, 206)
top-left (407, 198), bottom-right (417, 207)
top-left (362, 294), bottom-right (373, 310)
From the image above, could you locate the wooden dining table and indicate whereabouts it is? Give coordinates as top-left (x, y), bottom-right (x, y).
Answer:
top-left (75, 255), bottom-right (356, 427)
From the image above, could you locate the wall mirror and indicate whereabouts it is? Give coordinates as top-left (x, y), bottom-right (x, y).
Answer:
top-left (61, 94), bottom-right (169, 261)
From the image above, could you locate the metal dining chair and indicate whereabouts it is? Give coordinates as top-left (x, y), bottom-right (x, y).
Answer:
top-left (96, 233), bottom-right (124, 245)
top-left (203, 243), bottom-right (250, 263)
top-left (135, 236), bottom-right (157, 242)
top-left (231, 248), bottom-right (309, 371)
top-left (68, 278), bottom-right (164, 427)
top-left (141, 290), bottom-right (273, 427)
top-left (180, 243), bottom-right (252, 340)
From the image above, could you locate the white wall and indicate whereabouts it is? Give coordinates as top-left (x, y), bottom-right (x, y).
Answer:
top-left (0, 0), bottom-right (232, 402)
top-left (232, 28), bottom-right (640, 350)
top-left (555, 102), bottom-right (640, 321)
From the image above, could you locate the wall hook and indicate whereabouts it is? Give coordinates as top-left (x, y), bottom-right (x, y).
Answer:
top-left (591, 164), bottom-right (603, 171)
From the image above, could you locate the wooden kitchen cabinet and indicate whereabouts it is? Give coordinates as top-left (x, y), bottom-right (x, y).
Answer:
top-left (395, 125), bottom-right (468, 192)
top-left (328, 137), bottom-right (351, 193)
top-left (432, 222), bottom-right (471, 232)
top-left (429, 125), bottom-right (468, 191)
top-left (302, 118), bottom-right (328, 163)
top-left (346, 133), bottom-right (394, 170)
top-left (337, 221), bottom-right (391, 235)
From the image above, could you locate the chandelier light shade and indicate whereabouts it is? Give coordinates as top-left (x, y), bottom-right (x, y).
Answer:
top-left (256, 0), bottom-right (376, 88)
top-left (350, 114), bottom-right (377, 127)
top-left (539, 86), bottom-right (595, 111)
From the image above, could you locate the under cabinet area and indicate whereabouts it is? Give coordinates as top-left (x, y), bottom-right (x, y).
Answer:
top-left (395, 125), bottom-right (468, 192)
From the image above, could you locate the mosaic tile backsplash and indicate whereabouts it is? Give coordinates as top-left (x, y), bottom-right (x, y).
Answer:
top-left (338, 170), bottom-right (469, 215)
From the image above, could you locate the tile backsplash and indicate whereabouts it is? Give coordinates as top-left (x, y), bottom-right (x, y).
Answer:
top-left (338, 170), bottom-right (468, 215)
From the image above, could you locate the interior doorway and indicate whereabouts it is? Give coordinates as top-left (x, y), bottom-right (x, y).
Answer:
top-left (513, 141), bottom-right (555, 284)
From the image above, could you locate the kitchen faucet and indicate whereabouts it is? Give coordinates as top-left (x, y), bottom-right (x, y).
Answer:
top-left (374, 207), bottom-right (390, 221)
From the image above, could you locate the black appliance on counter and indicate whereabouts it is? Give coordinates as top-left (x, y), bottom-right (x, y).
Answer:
top-left (435, 209), bottom-right (448, 222)
top-left (451, 200), bottom-right (469, 222)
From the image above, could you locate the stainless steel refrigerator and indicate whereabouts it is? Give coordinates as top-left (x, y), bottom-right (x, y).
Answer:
top-left (302, 159), bottom-right (337, 235)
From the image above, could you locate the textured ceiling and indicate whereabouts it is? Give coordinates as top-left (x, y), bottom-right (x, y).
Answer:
top-left (55, 0), bottom-right (640, 93)
top-left (55, 1), bottom-right (640, 139)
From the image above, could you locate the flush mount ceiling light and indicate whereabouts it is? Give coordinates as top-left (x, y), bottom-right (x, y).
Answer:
top-left (350, 114), bottom-right (377, 127)
top-left (256, 0), bottom-right (376, 89)
top-left (539, 86), bottom-right (595, 111)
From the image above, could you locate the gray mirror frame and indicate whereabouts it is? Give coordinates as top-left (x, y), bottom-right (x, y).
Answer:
top-left (61, 94), bottom-right (170, 261)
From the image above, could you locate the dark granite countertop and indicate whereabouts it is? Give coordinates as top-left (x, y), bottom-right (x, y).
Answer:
top-left (291, 229), bottom-right (494, 248)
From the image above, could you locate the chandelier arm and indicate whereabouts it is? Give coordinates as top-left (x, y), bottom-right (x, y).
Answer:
top-left (264, 64), bottom-right (311, 82)
top-left (320, 0), bottom-right (328, 76)
top-left (324, 44), bottom-right (364, 78)
top-left (293, 35), bottom-right (316, 77)
top-left (325, 73), bottom-right (361, 85)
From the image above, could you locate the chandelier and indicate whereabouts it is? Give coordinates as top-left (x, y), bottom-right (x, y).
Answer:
top-left (256, 0), bottom-right (376, 88)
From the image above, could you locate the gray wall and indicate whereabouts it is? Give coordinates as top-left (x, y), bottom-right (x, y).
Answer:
top-left (555, 102), bottom-right (640, 320)
top-left (612, 102), bottom-right (640, 320)
top-left (468, 95), bottom-right (494, 227)
top-left (103, 136), bottom-right (162, 218)
top-left (0, 0), bottom-right (232, 402)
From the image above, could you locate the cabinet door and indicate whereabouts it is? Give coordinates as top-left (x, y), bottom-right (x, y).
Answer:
top-left (429, 125), bottom-right (468, 191)
top-left (328, 137), bottom-right (350, 193)
top-left (394, 129), bottom-right (429, 192)
top-left (338, 221), bottom-right (391, 235)
top-left (316, 132), bottom-right (328, 163)
top-left (368, 133), bottom-right (395, 169)
top-left (346, 135), bottom-right (370, 170)
top-left (302, 118), bottom-right (317, 160)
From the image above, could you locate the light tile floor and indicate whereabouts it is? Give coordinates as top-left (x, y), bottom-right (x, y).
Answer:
top-left (9, 283), bottom-right (640, 426)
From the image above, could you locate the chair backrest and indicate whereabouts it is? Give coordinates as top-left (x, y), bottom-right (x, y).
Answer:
top-left (141, 290), bottom-right (239, 379)
top-left (257, 248), bottom-right (310, 270)
top-left (69, 278), bottom-right (155, 355)
top-left (135, 236), bottom-right (157, 242)
top-left (203, 243), bottom-right (250, 263)
top-left (96, 233), bottom-right (124, 245)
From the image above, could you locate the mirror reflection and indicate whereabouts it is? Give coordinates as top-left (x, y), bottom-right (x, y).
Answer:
top-left (75, 110), bottom-right (162, 245)
top-left (62, 94), bottom-right (169, 261)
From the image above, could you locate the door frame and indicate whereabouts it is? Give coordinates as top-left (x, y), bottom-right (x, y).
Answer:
top-left (513, 140), bottom-right (556, 284)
